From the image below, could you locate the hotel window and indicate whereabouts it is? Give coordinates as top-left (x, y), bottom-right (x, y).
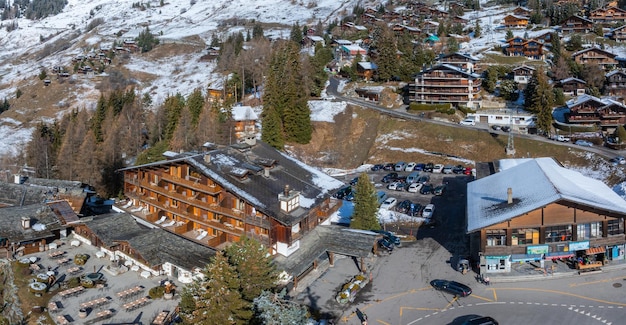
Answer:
top-left (512, 228), bottom-right (539, 245)
top-left (544, 225), bottom-right (572, 243)
top-left (577, 222), bottom-right (602, 239)
top-left (486, 230), bottom-right (506, 246)
top-left (607, 218), bottom-right (624, 235)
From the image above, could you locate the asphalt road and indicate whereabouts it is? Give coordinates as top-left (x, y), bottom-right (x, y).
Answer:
top-left (326, 77), bottom-right (626, 160)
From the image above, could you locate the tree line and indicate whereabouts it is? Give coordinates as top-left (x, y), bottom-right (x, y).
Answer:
top-left (1, 0), bottom-right (68, 20)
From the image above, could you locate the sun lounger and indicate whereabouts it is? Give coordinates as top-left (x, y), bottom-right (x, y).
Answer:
top-left (162, 220), bottom-right (175, 227)
top-left (130, 206), bottom-right (143, 212)
top-left (196, 230), bottom-right (207, 240)
top-left (155, 216), bottom-right (167, 224)
top-left (122, 201), bottom-right (133, 209)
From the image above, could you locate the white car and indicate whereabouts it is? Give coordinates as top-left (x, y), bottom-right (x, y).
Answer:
top-left (432, 164), bottom-right (444, 173)
top-left (422, 204), bottom-right (435, 218)
top-left (380, 197), bottom-right (398, 210)
top-left (387, 182), bottom-right (404, 191)
top-left (460, 118), bottom-right (476, 126)
top-left (405, 162), bottom-right (416, 171)
top-left (408, 182), bottom-right (423, 193)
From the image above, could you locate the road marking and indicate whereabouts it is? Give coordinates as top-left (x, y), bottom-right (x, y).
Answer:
top-left (375, 320), bottom-right (391, 325)
top-left (569, 276), bottom-right (624, 288)
top-left (491, 289), bottom-right (497, 301)
top-left (470, 294), bottom-right (493, 302)
top-left (443, 296), bottom-right (459, 310)
top-left (399, 306), bottom-right (440, 316)
top-left (493, 288), bottom-right (626, 307)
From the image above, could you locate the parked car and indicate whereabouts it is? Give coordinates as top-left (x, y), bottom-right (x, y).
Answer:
top-left (380, 197), bottom-right (398, 210)
top-left (377, 237), bottom-right (394, 252)
top-left (424, 162), bottom-right (434, 172)
top-left (394, 161), bottom-right (407, 172)
top-left (442, 165), bottom-right (454, 174)
top-left (462, 316), bottom-right (498, 325)
top-left (334, 186), bottom-right (352, 200)
top-left (396, 199), bottom-right (413, 213)
top-left (491, 125), bottom-right (501, 131)
top-left (414, 163), bottom-right (426, 171)
top-left (459, 118), bottom-right (476, 126)
top-left (430, 279), bottom-right (472, 297)
top-left (420, 184), bottom-right (434, 195)
top-left (372, 230), bottom-right (401, 246)
top-left (610, 156), bottom-right (626, 166)
top-left (408, 203), bottom-right (422, 216)
top-left (381, 172), bottom-right (398, 183)
top-left (432, 164), bottom-right (444, 173)
top-left (452, 165), bottom-right (465, 174)
top-left (370, 164), bottom-right (384, 171)
top-left (422, 203), bottom-right (435, 218)
top-left (349, 176), bottom-right (359, 186)
top-left (575, 140), bottom-right (594, 147)
top-left (407, 182), bottom-right (423, 193)
top-left (405, 162), bottom-right (416, 171)
top-left (387, 182), bottom-right (404, 191)
top-left (376, 191), bottom-right (388, 206)
top-left (464, 167), bottom-right (473, 175)
top-left (433, 184), bottom-right (447, 196)
top-left (552, 134), bottom-right (570, 142)
top-left (417, 175), bottom-right (430, 184)
top-left (383, 163), bottom-right (395, 171)
top-left (501, 126), bottom-right (511, 132)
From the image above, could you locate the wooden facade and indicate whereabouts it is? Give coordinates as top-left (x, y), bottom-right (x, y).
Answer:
top-left (504, 37), bottom-right (544, 60)
top-left (512, 65), bottom-right (535, 85)
top-left (503, 14), bottom-right (529, 28)
top-left (572, 47), bottom-right (618, 70)
top-left (611, 24), bottom-right (626, 43)
top-left (589, 6), bottom-right (626, 24)
top-left (566, 95), bottom-right (626, 130)
top-left (409, 64), bottom-right (482, 108)
top-left (480, 201), bottom-right (625, 257)
top-left (561, 15), bottom-right (593, 34)
top-left (559, 77), bottom-right (586, 96)
top-left (606, 69), bottom-right (626, 98)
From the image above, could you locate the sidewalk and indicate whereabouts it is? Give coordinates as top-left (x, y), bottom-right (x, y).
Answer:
top-left (488, 258), bottom-right (626, 283)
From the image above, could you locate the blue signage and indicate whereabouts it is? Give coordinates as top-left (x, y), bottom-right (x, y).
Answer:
top-left (569, 241), bottom-right (590, 251)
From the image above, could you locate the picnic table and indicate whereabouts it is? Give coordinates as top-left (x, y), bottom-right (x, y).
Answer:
top-left (56, 315), bottom-right (69, 325)
top-left (122, 297), bottom-right (149, 311)
top-left (116, 286), bottom-right (144, 299)
top-left (48, 250), bottom-right (65, 259)
top-left (59, 286), bottom-right (85, 298)
top-left (67, 266), bottom-right (81, 275)
top-left (48, 301), bottom-right (59, 313)
top-left (80, 297), bottom-right (109, 309)
top-left (95, 309), bottom-right (113, 319)
top-left (57, 258), bottom-right (70, 265)
top-left (152, 310), bottom-right (170, 325)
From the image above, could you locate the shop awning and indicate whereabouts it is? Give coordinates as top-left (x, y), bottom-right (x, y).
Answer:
top-left (586, 247), bottom-right (606, 255)
top-left (511, 254), bottom-right (542, 262)
top-left (545, 251), bottom-right (574, 260)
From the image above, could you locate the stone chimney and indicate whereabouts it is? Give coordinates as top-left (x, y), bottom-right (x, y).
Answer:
top-left (203, 153), bottom-right (211, 164)
top-left (264, 167), bottom-right (270, 178)
top-left (21, 217), bottom-right (31, 229)
top-left (507, 187), bottom-right (513, 204)
top-left (284, 184), bottom-right (290, 196)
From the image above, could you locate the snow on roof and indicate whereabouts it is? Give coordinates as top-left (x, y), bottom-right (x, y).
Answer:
top-left (571, 46), bottom-right (617, 58)
top-left (467, 158), bottom-right (626, 233)
top-left (231, 106), bottom-right (259, 121)
top-left (334, 39), bottom-right (352, 45)
top-left (560, 77), bottom-right (586, 84)
top-left (307, 35), bottom-right (324, 42)
top-left (357, 62), bottom-right (378, 70)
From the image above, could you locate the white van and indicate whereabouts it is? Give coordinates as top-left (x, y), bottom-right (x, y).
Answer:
top-left (406, 171), bottom-right (420, 184)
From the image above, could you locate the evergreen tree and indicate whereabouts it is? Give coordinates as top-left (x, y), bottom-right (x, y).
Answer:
top-left (260, 105), bottom-right (284, 149)
top-left (252, 23), bottom-right (264, 40)
top-left (224, 236), bottom-right (279, 302)
top-left (446, 37), bottom-right (459, 54)
top-left (180, 252), bottom-right (252, 324)
top-left (136, 26), bottom-right (159, 53)
top-left (527, 68), bottom-right (554, 134)
top-left (186, 88), bottom-right (204, 126)
top-left (91, 94), bottom-right (107, 142)
top-left (163, 93), bottom-right (186, 141)
top-left (0, 97), bottom-right (10, 113)
top-left (566, 34), bottom-right (583, 51)
top-left (613, 125), bottom-right (626, 144)
top-left (253, 290), bottom-right (309, 324)
top-left (551, 33), bottom-right (561, 63)
top-left (474, 20), bottom-right (481, 38)
top-left (290, 22), bottom-right (303, 44)
top-left (373, 24), bottom-right (398, 82)
top-left (351, 173), bottom-right (381, 230)
top-left (505, 29), bottom-right (514, 40)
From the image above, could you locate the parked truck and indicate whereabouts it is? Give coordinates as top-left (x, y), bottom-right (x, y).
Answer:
top-left (552, 135), bottom-right (570, 142)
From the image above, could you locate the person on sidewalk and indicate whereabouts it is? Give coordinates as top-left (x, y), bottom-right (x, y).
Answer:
top-left (483, 276), bottom-right (490, 285)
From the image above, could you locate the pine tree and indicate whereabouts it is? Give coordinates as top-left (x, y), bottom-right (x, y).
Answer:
top-left (224, 236), bottom-right (278, 302)
top-left (614, 125), bottom-right (626, 144)
top-left (474, 20), bottom-right (481, 38)
top-left (163, 93), bottom-right (186, 141)
top-left (186, 88), bottom-right (204, 126)
top-left (91, 94), bottom-right (107, 142)
top-left (505, 29), bottom-right (514, 40)
top-left (528, 68), bottom-right (554, 134)
top-left (180, 252), bottom-right (252, 324)
top-left (373, 24), bottom-right (398, 82)
top-left (351, 173), bottom-right (381, 230)
top-left (290, 22), bottom-right (303, 44)
top-left (253, 290), bottom-right (309, 324)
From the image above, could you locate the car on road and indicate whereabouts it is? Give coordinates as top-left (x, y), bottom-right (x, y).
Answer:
top-left (610, 156), bottom-right (626, 166)
top-left (553, 134), bottom-right (570, 142)
top-left (370, 164), bottom-right (384, 171)
top-left (381, 172), bottom-right (398, 183)
top-left (334, 186), bottom-right (352, 200)
top-left (432, 164), bottom-right (444, 173)
top-left (349, 176), bottom-right (359, 186)
top-left (501, 126), bottom-right (511, 132)
top-left (422, 203), bottom-right (435, 218)
top-left (417, 175), bottom-right (430, 184)
top-left (430, 279), bottom-right (472, 297)
top-left (420, 184), bottom-right (434, 195)
top-left (462, 316), bottom-right (499, 325)
top-left (433, 184), bottom-right (447, 196)
top-left (491, 125), bottom-right (501, 131)
top-left (407, 182), bottom-right (423, 193)
top-left (380, 197), bottom-right (398, 210)
top-left (387, 182), bottom-right (404, 191)
top-left (459, 118), bottom-right (476, 126)
top-left (377, 237), bottom-right (394, 252)
top-left (424, 162), bottom-right (434, 172)
top-left (405, 162), bottom-right (416, 171)
top-left (575, 139), bottom-right (594, 147)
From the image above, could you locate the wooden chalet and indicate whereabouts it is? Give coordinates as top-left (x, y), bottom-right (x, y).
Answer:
top-left (566, 94), bottom-right (626, 130)
top-left (449, 2), bottom-right (467, 13)
top-left (589, 6), bottom-right (626, 24)
top-left (558, 77), bottom-right (586, 96)
top-left (361, 13), bottom-right (379, 24)
top-left (610, 24), bottom-right (626, 43)
top-left (231, 106), bottom-right (259, 142)
top-left (392, 24), bottom-right (421, 36)
top-left (356, 61), bottom-right (378, 81)
top-left (303, 35), bottom-right (325, 48)
top-left (438, 52), bottom-right (479, 72)
top-left (503, 15), bottom-right (529, 28)
top-left (561, 15), bottom-right (593, 34)
top-left (571, 47), bottom-right (618, 71)
top-left (409, 63), bottom-right (482, 108)
top-left (511, 65), bottom-right (536, 85)
top-left (504, 37), bottom-right (544, 60)
top-left (513, 6), bottom-right (533, 17)
top-left (606, 69), bottom-right (626, 98)
top-left (452, 16), bottom-right (469, 25)
top-left (534, 31), bottom-right (554, 44)
top-left (468, 158), bottom-right (626, 274)
top-left (421, 21), bottom-right (439, 35)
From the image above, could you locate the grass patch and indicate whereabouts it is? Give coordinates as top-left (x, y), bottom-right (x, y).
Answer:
top-left (481, 53), bottom-right (533, 65)
top-left (11, 262), bottom-right (54, 324)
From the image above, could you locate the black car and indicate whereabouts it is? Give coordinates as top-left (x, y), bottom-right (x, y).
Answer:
top-left (414, 163), bottom-right (425, 171)
top-left (424, 162), bottom-right (434, 172)
top-left (396, 199), bottom-right (413, 213)
top-left (420, 183), bottom-right (433, 195)
top-left (383, 163), bottom-right (395, 171)
top-left (501, 126), bottom-right (511, 132)
top-left (377, 237), bottom-right (394, 252)
top-left (381, 172), bottom-right (399, 183)
top-left (462, 316), bottom-right (498, 325)
top-left (452, 165), bottom-right (465, 174)
top-left (370, 164), bottom-right (384, 171)
top-left (430, 279), bottom-right (472, 297)
top-left (433, 184), bottom-right (447, 196)
top-left (334, 186), bottom-right (352, 200)
top-left (349, 176), bottom-right (359, 186)
top-left (372, 230), bottom-right (401, 246)
top-left (416, 175), bottom-right (430, 184)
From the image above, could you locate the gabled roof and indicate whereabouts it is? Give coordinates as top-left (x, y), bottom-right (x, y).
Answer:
top-left (559, 77), bottom-right (586, 84)
top-left (563, 15), bottom-right (593, 24)
top-left (467, 158), bottom-right (626, 233)
top-left (503, 14), bottom-right (529, 20)
top-left (606, 69), bottom-right (626, 77)
top-left (120, 141), bottom-right (344, 226)
top-left (566, 94), bottom-right (604, 109)
top-left (357, 61), bottom-right (378, 70)
top-left (418, 63), bottom-right (480, 79)
top-left (512, 65), bottom-right (536, 72)
top-left (0, 203), bottom-right (65, 242)
top-left (440, 52), bottom-right (479, 62)
top-left (83, 213), bottom-right (215, 270)
top-left (571, 47), bottom-right (618, 59)
top-left (231, 106), bottom-right (258, 121)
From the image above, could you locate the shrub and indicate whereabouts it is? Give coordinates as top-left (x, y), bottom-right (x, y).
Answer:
top-left (407, 102), bottom-right (450, 111)
top-left (74, 253), bottom-right (89, 265)
top-left (149, 286), bottom-right (165, 299)
top-left (15, 89), bottom-right (23, 99)
top-left (68, 277), bottom-right (80, 287)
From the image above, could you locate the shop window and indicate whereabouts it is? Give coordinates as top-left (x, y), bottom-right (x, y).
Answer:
top-left (607, 218), bottom-right (624, 235)
top-left (512, 228), bottom-right (539, 245)
top-left (544, 225), bottom-right (572, 243)
top-left (577, 222), bottom-right (602, 239)
top-left (486, 229), bottom-right (506, 246)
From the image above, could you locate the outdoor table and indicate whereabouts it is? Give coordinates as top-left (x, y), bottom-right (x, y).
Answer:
top-left (56, 315), bottom-right (69, 325)
top-left (152, 311), bottom-right (169, 325)
top-left (67, 267), bottom-right (81, 274)
top-left (48, 301), bottom-right (58, 313)
top-left (95, 309), bottom-right (112, 319)
top-left (57, 258), bottom-right (70, 265)
top-left (48, 251), bottom-right (65, 259)
top-left (30, 264), bottom-right (41, 271)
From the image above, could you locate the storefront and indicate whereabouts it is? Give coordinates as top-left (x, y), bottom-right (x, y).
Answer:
top-left (609, 244), bottom-right (625, 261)
top-left (481, 255), bottom-right (511, 273)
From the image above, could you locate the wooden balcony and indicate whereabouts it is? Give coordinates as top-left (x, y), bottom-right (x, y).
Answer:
top-left (158, 172), bottom-right (221, 195)
top-left (126, 177), bottom-right (214, 208)
top-left (568, 115), bottom-right (601, 122)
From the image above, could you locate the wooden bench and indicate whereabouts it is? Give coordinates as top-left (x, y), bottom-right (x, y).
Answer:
top-left (576, 261), bottom-right (603, 274)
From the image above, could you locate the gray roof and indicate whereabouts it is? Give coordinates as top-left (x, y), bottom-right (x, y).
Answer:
top-left (84, 213), bottom-right (215, 270)
top-left (273, 225), bottom-right (378, 276)
top-left (0, 203), bottom-right (64, 243)
top-left (0, 179), bottom-right (86, 208)
top-left (466, 158), bottom-right (626, 233)
top-left (120, 141), bottom-right (344, 226)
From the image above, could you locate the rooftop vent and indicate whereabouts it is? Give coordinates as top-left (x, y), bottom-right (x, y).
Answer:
top-left (21, 217), bottom-right (31, 229)
top-left (507, 187), bottom-right (513, 204)
top-left (203, 154), bottom-right (211, 164)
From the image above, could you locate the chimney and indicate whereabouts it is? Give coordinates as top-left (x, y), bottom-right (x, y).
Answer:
top-left (264, 167), bottom-right (270, 178)
top-left (284, 184), bottom-right (290, 196)
top-left (507, 187), bottom-right (513, 204)
top-left (21, 217), bottom-right (31, 229)
top-left (203, 154), bottom-right (211, 164)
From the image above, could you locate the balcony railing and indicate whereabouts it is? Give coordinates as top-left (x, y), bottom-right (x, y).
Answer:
top-left (158, 172), bottom-right (221, 195)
